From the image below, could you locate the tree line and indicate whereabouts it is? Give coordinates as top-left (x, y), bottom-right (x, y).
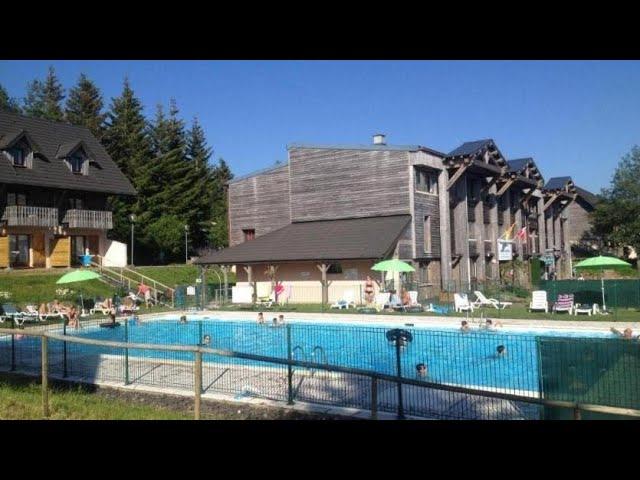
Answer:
top-left (0, 66), bottom-right (232, 264)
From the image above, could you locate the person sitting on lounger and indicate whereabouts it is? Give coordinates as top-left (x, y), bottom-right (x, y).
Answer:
top-left (611, 327), bottom-right (634, 339)
top-left (460, 320), bottom-right (470, 332)
top-left (401, 289), bottom-right (411, 306)
top-left (389, 290), bottom-right (401, 308)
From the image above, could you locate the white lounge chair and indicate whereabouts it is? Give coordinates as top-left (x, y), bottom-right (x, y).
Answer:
top-left (472, 291), bottom-right (512, 310)
top-left (394, 291), bottom-right (424, 312)
top-left (454, 293), bottom-right (474, 312)
top-left (374, 292), bottom-right (391, 311)
top-left (25, 305), bottom-right (63, 322)
top-left (574, 302), bottom-right (599, 316)
top-left (330, 290), bottom-right (356, 309)
top-left (529, 290), bottom-right (549, 313)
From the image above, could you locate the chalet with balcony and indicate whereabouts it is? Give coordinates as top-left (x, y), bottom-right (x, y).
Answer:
top-left (197, 134), bottom-right (597, 303)
top-left (0, 111), bottom-right (136, 269)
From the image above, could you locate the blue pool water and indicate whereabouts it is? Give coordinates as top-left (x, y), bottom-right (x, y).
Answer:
top-left (63, 317), bottom-right (615, 393)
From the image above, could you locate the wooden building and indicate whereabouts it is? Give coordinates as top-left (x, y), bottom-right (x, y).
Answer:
top-left (198, 134), bottom-right (596, 302)
top-left (0, 111), bottom-right (136, 269)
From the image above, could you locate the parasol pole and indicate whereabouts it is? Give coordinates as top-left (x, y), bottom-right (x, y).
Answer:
top-left (601, 267), bottom-right (606, 311)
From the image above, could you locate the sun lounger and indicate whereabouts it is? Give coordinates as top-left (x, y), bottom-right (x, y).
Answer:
top-left (330, 290), bottom-right (356, 309)
top-left (472, 291), bottom-right (512, 309)
top-left (0, 303), bottom-right (32, 326)
top-left (574, 303), bottom-right (599, 316)
top-left (25, 305), bottom-right (63, 322)
top-left (529, 290), bottom-right (549, 313)
top-left (374, 292), bottom-right (391, 311)
top-left (454, 293), bottom-right (474, 312)
top-left (553, 294), bottom-right (574, 314)
top-left (393, 291), bottom-right (424, 313)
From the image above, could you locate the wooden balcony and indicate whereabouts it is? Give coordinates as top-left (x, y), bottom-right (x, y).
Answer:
top-left (1, 205), bottom-right (58, 227)
top-left (62, 209), bottom-right (113, 229)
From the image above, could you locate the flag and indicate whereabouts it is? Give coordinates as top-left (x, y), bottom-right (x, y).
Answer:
top-left (502, 223), bottom-right (516, 240)
top-left (516, 226), bottom-right (527, 241)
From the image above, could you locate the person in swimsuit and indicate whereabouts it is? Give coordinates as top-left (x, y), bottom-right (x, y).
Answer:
top-left (364, 276), bottom-right (375, 304)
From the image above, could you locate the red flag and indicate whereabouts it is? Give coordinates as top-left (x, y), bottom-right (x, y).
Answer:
top-left (516, 226), bottom-right (527, 240)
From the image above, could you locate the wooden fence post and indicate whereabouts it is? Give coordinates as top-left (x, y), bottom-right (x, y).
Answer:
top-left (41, 336), bottom-right (49, 418)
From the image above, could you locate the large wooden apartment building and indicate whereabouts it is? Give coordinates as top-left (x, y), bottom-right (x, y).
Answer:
top-left (197, 135), bottom-right (597, 301)
top-left (0, 111), bottom-right (136, 269)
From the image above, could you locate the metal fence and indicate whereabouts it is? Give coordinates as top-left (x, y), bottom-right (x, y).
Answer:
top-left (539, 279), bottom-right (640, 310)
top-left (1, 319), bottom-right (640, 420)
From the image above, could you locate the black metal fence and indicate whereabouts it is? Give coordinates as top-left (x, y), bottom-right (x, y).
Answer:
top-left (2, 318), bottom-right (639, 420)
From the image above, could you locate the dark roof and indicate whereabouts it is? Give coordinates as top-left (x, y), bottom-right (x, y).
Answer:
top-left (447, 139), bottom-right (494, 157)
top-left (543, 176), bottom-right (573, 190)
top-left (196, 215), bottom-right (412, 265)
top-left (0, 111), bottom-right (136, 196)
top-left (507, 158), bottom-right (531, 173)
top-left (574, 186), bottom-right (599, 206)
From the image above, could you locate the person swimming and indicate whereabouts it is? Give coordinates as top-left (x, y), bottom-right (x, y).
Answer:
top-left (416, 363), bottom-right (428, 377)
top-left (496, 345), bottom-right (506, 357)
top-left (611, 327), bottom-right (634, 339)
top-left (257, 312), bottom-right (265, 324)
top-left (179, 315), bottom-right (188, 324)
top-left (202, 334), bottom-right (211, 346)
top-left (460, 320), bottom-right (470, 332)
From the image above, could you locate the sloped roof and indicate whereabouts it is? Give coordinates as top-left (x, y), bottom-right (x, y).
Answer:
top-left (195, 215), bottom-right (412, 265)
top-left (0, 111), bottom-right (136, 195)
top-left (544, 176), bottom-right (573, 190)
top-left (507, 158), bottom-right (531, 173)
top-left (447, 139), bottom-right (494, 157)
top-left (574, 186), bottom-right (599, 207)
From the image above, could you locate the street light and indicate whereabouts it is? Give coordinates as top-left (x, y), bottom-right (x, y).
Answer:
top-left (184, 224), bottom-right (189, 264)
top-left (129, 214), bottom-right (136, 266)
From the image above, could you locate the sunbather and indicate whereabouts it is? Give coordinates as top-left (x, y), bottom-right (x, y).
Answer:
top-left (401, 289), bottom-right (411, 306)
top-left (68, 305), bottom-right (80, 329)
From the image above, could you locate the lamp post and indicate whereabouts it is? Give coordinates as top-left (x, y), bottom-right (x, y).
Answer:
top-left (184, 224), bottom-right (189, 264)
top-left (129, 214), bottom-right (136, 267)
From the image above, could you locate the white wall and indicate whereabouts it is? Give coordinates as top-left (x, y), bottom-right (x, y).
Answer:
top-left (102, 240), bottom-right (128, 267)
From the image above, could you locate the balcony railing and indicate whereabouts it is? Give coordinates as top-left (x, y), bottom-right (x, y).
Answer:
top-left (1, 205), bottom-right (58, 227)
top-left (62, 209), bottom-right (113, 229)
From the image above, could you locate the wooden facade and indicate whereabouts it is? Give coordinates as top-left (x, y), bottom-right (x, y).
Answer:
top-left (226, 139), bottom-right (597, 291)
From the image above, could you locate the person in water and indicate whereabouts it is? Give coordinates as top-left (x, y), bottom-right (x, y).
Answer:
top-left (278, 314), bottom-right (285, 324)
top-left (496, 345), bottom-right (507, 357)
top-left (611, 327), bottom-right (634, 339)
top-left (179, 315), bottom-right (188, 324)
top-left (416, 363), bottom-right (428, 377)
top-left (257, 312), bottom-right (265, 324)
top-left (202, 334), bottom-right (211, 346)
top-left (460, 320), bottom-right (470, 332)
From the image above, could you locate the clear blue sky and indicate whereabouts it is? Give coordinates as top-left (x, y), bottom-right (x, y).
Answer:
top-left (2, 60), bottom-right (639, 193)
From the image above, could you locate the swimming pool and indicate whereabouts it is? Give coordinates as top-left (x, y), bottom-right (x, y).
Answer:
top-left (62, 316), bottom-right (615, 394)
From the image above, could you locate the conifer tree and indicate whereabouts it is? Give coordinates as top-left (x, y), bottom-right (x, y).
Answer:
top-left (23, 66), bottom-right (65, 121)
top-left (0, 84), bottom-right (21, 113)
top-left (103, 78), bottom-right (152, 258)
top-left (65, 73), bottom-right (106, 138)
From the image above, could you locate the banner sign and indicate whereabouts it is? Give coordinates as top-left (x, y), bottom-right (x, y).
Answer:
top-left (497, 240), bottom-right (513, 261)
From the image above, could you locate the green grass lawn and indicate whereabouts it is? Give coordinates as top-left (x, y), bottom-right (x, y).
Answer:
top-left (0, 374), bottom-right (350, 420)
top-left (0, 265), bottom-right (234, 309)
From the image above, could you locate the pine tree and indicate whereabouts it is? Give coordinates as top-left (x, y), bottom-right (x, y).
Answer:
top-left (65, 73), bottom-right (106, 138)
top-left (23, 66), bottom-right (65, 121)
top-left (208, 157), bottom-right (233, 248)
top-left (186, 117), bottom-right (214, 249)
top-left (103, 78), bottom-right (153, 259)
top-left (0, 84), bottom-right (21, 113)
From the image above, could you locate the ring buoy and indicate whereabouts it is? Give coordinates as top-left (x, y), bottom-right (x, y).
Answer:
top-left (386, 328), bottom-right (413, 344)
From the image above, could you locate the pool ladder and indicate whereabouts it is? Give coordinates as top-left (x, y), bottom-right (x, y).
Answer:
top-left (291, 345), bottom-right (329, 378)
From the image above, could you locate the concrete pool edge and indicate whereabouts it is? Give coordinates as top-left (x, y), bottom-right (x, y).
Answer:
top-left (138, 309), bottom-right (640, 334)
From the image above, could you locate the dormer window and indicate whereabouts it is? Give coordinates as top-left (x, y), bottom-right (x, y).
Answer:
top-left (9, 147), bottom-right (25, 167)
top-left (70, 151), bottom-right (85, 174)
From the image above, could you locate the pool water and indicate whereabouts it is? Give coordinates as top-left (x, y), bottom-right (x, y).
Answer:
top-left (66, 317), bottom-right (615, 394)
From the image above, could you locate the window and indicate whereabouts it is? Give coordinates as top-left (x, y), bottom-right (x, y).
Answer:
top-left (423, 215), bottom-right (432, 253)
top-left (7, 192), bottom-right (27, 206)
top-left (67, 197), bottom-right (84, 210)
top-left (70, 152), bottom-right (85, 174)
top-left (327, 263), bottom-right (342, 274)
top-left (8, 147), bottom-right (25, 167)
top-left (414, 167), bottom-right (438, 194)
top-left (242, 229), bottom-right (255, 242)
top-left (418, 262), bottom-right (429, 283)
top-left (9, 235), bottom-right (30, 267)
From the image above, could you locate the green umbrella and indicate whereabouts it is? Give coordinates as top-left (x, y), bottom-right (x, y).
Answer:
top-left (57, 270), bottom-right (101, 315)
top-left (371, 259), bottom-right (415, 273)
top-left (574, 255), bottom-right (631, 311)
top-left (371, 259), bottom-right (415, 294)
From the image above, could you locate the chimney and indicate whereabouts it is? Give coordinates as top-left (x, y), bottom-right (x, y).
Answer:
top-left (373, 133), bottom-right (386, 146)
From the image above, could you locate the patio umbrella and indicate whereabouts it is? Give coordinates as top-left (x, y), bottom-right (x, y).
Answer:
top-left (371, 259), bottom-right (415, 292)
top-left (574, 255), bottom-right (631, 311)
top-left (56, 270), bottom-right (101, 315)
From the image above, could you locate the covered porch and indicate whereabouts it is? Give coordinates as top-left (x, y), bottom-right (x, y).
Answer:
top-left (195, 215), bottom-right (412, 305)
